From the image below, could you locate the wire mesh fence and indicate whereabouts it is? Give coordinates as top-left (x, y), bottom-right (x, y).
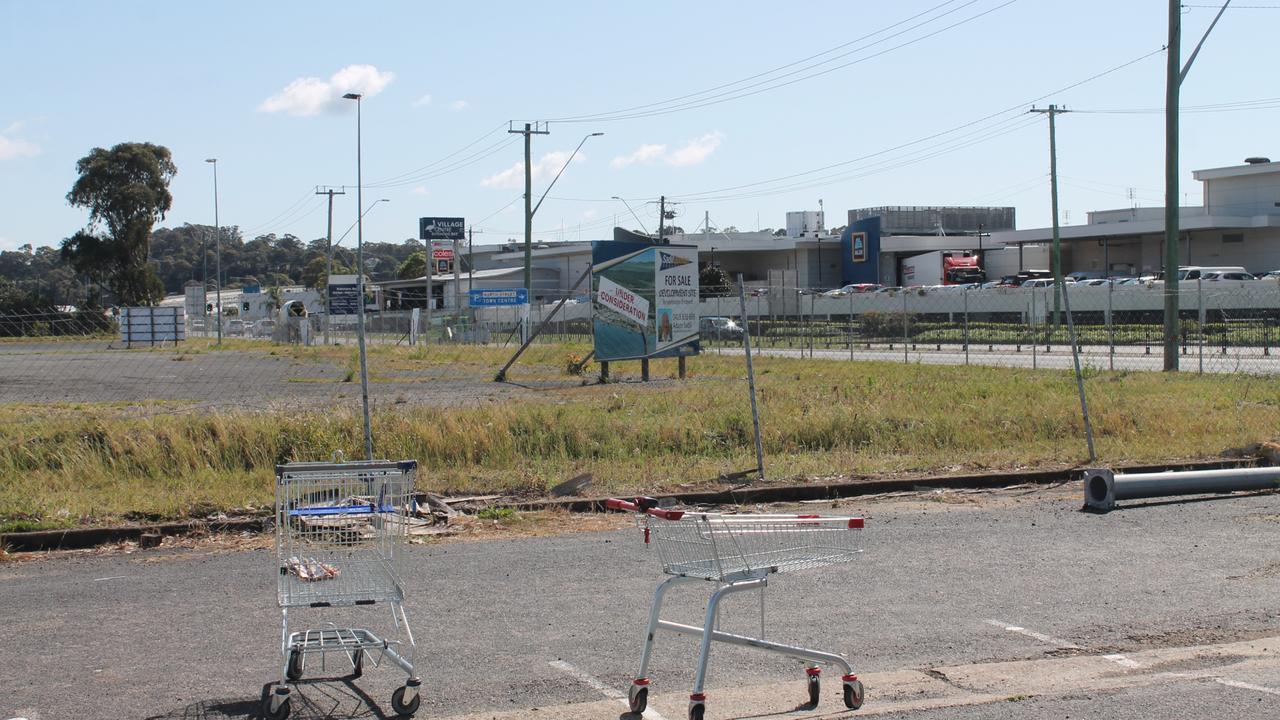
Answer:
top-left (1, 280), bottom-right (1277, 416)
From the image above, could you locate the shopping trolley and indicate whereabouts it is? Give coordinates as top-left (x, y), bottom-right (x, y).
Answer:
top-left (606, 497), bottom-right (866, 720)
top-left (263, 460), bottom-right (422, 720)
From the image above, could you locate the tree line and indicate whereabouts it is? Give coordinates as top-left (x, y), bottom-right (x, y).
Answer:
top-left (1, 141), bottom-right (432, 313)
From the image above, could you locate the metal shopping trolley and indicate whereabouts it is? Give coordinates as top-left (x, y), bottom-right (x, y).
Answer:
top-left (263, 459), bottom-right (422, 720)
top-left (606, 497), bottom-right (866, 720)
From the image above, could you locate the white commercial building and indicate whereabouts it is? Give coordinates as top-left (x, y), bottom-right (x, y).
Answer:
top-left (992, 158), bottom-right (1280, 277)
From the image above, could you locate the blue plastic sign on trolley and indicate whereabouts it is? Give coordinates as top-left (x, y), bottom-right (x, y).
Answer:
top-left (468, 288), bottom-right (529, 307)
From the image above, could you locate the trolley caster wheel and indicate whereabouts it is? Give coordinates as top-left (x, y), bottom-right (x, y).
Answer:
top-left (285, 650), bottom-right (303, 681)
top-left (391, 683), bottom-right (421, 717)
top-left (628, 681), bottom-right (649, 714)
top-left (806, 669), bottom-right (821, 706)
top-left (262, 687), bottom-right (291, 720)
top-left (350, 649), bottom-right (364, 679)
top-left (688, 694), bottom-right (706, 720)
top-left (842, 676), bottom-right (865, 710)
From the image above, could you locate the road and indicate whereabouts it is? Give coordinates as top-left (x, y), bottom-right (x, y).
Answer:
top-left (705, 342), bottom-right (1280, 375)
top-left (2, 485), bottom-right (1278, 720)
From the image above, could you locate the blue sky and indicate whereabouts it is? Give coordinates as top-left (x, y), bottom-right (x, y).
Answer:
top-left (2, 0), bottom-right (1277, 253)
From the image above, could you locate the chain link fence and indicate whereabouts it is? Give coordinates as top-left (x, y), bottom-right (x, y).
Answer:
top-left (2, 280), bottom-right (1277, 413)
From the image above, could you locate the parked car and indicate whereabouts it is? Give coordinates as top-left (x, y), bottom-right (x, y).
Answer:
top-left (251, 319), bottom-right (276, 338)
top-left (873, 286), bottom-right (902, 294)
top-left (1202, 271), bottom-right (1256, 281)
top-left (1080, 278), bottom-right (1112, 286)
top-left (700, 316), bottom-right (744, 340)
top-left (823, 283), bottom-right (880, 297)
top-left (1263, 270), bottom-right (1280, 280)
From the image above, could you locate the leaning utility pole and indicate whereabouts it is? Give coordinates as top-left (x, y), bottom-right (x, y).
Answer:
top-left (509, 122), bottom-right (549, 296)
top-left (1031, 105), bottom-right (1069, 326)
top-left (1164, 0), bottom-right (1232, 371)
top-left (658, 195), bottom-right (666, 244)
top-left (316, 185), bottom-right (346, 345)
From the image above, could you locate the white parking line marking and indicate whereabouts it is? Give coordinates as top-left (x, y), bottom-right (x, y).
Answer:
top-left (1103, 654), bottom-right (1143, 669)
top-left (1214, 678), bottom-right (1280, 696)
top-left (548, 660), bottom-right (670, 720)
top-left (93, 576), bottom-right (127, 582)
top-left (983, 619), bottom-right (1081, 649)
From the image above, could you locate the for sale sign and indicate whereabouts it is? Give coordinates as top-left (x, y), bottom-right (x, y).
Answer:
top-left (591, 241), bottom-right (700, 362)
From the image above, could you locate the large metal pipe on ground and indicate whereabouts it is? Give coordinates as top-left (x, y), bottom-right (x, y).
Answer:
top-left (1083, 467), bottom-right (1280, 512)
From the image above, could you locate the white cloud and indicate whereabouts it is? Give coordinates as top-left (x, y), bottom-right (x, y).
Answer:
top-left (411, 186), bottom-right (430, 197)
top-left (0, 134), bottom-right (39, 160)
top-left (610, 132), bottom-right (724, 170)
top-left (450, 100), bottom-right (470, 111)
top-left (411, 93), bottom-right (432, 108)
top-left (259, 64), bottom-right (395, 116)
top-left (666, 132), bottom-right (724, 167)
top-left (611, 143), bottom-right (666, 169)
top-left (583, 209), bottom-right (598, 220)
top-left (481, 150), bottom-right (583, 189)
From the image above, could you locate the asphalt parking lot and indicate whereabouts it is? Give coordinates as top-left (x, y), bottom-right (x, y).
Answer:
top-left (2, 484), bottom-right (1278, 720)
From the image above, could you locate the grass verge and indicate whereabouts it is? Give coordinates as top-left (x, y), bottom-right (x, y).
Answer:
top-left (1, 344), bottom-right (1276, 527)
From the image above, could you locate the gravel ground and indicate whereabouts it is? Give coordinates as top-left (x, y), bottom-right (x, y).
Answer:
top-left (0, 341), bottom-right (581, 409)
top-left (2, 485), bottom-right (1278, 719)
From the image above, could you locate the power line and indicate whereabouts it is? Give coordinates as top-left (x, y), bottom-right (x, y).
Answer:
top-left (364, 122), bottom-right (508, 186)
top-left (550, 1), bottom-right (1019, 123)
top-left (545, 0), bottom-right (973, 122)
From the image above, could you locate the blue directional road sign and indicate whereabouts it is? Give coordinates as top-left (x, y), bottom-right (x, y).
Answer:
top-left (469, 288), bottom-right (529, 307)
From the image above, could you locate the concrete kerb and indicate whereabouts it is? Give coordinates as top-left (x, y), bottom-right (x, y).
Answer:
top-left (1, 517), bottom-right (267, 553)
top-left (0, 457), bottom-right (1262, 553)
top-left (501, 458), bottom-right (1259, 514)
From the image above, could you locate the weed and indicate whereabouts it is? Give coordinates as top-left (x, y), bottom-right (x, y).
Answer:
top-left (477, 507), bottom-right (517, 521)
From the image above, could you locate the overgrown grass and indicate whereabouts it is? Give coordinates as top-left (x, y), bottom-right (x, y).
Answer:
top-left (1, 344), bottom-right (1276, 527)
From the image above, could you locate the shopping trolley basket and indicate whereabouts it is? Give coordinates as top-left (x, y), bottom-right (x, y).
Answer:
top-left (606, 497), bottom-right (866, 720)
top-left (263, 460), bottom-right (422, 720)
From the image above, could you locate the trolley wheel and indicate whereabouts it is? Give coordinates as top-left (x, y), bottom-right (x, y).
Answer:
top-left (391, 685), bottom-right (421, 717)
top-left (843, 679), bottom-right (865, 710)
top-left (350, 649), bottom-right (364, 679)
top-left (687, 701), bottom-right (705, 720)
top-left (628, 684), bottom-right (648, 714)
top-left (285, 650), bottom-right (303, 681)
top-left (262, 695), bottom-right (291, 720)
top-left (807, 673), bottom-right (820, 706)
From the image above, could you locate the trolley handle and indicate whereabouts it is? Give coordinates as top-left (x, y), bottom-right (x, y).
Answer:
top-left (605, 497), bottom-right (685, 521)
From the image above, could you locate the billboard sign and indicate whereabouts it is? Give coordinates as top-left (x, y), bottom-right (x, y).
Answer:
top-left (591, 241), bottom-right (700, 362)
top-left (469, 288), bottom-right (529, 307)
top-left (419, 216), bottom-right (465, 241)
top-left (327, 275), bottom-right (360, 316)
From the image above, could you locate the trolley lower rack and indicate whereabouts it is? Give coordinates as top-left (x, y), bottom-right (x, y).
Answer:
top-left (606, 497), bottom-right (867, 719)
top-left (263, 459), bottom-right (422, 720)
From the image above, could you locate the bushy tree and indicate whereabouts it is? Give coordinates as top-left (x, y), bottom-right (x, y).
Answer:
top-left (397, 251), bottom-right (428, 279)
top-left (699, 264), bottom-right (731, 298)
top-left (61, 143), bottom-right (177, 305)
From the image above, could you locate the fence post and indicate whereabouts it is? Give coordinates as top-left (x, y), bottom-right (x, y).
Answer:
top-left (1060, 279), bottom-right (1097, 463)
top-left (809, 292), bottom-right (816, 358)
top-left (1198, 277), bottom-right (1205, 375)
top-left (963, 287), bottom-right (970, 366)
top-left (738, 274), bottom-right (766, 481)
top-left (1031, 290), bottom-right (1038, 370)
top-left (902, 289), bottom-right (909, 364)
top-left (1107, 278), bottom-right (1115, 371)
top-left (849, 292), bottom-right (855, 361)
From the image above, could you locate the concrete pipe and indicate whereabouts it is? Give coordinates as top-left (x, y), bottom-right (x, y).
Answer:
top-left (1083, 467), bottom-right (1280, 512)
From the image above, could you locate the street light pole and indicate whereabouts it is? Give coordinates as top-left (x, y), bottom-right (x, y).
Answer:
top-left (343, 92), bottom-right (374, 461)
top-left (526, 131), bottom-right (602, 296)
top-left (205, 158), bottom-right (221, 345)
top-left (611, 196), bottom-right (650, 235)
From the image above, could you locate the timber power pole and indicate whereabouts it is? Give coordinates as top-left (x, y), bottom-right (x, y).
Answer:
top-left (1031, 105), bottom-right (1069, 326)
top-left (316, 185), bottom-right (346, 345)
top-left (510, 121), bottom-right (549, 297)
top-left (658, 195), bottom-right (665, 244)
top-left (1164, 0), bottom-right (1232, 370)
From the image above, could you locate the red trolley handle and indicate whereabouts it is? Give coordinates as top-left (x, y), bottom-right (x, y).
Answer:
top-left (605, 497), bottom-right (685, 521)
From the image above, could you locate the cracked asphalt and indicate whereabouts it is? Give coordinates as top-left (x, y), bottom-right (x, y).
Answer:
top-left (2, 484), bottom-right (1278, 719)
